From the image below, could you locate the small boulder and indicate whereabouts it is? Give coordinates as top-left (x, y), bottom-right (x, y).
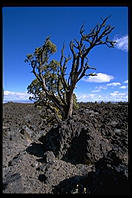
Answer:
top-left (43, 151), bottom-right (56, 163)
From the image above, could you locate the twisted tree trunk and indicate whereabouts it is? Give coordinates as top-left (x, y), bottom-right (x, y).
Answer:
top-left (68, 93), bottom-right (73, 118)
top-left (66, 92), bottom-right (73, 119)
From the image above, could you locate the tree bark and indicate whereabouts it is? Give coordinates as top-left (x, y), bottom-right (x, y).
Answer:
top-left (67, 92), bottom-right (73, 118)
top-left (63, 91), bottom-right (74, 120)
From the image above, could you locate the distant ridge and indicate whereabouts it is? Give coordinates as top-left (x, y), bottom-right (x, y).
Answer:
top-left (3, 100), bottom-right (128, 104)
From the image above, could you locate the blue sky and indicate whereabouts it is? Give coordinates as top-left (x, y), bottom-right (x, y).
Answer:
top-left (3, 6), bottom-right (128, 102)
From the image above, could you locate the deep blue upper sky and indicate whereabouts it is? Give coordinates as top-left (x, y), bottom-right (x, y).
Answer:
top-left (3, 6), bottom-right (128, 102)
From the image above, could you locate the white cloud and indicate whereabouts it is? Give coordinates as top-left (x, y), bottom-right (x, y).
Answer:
top-left (110, 91), bottom-right (128, 100)
top-left (76, 93), bottom-right (101, 102)
top-left (115, 35), bottom-right (128, 52)
top-left (76, 91), bottom-right (128, 102)
top-left (110, 91), bottom-right (120, 97)
top-left (120, 86), bottom-right (127, 89)
top-left (124, 80), bottom-right (128, 84)
top-left (3, 90), bottom-right (32, 102)
top-left (77, 94), bottom-right (96, 101)
top-left (107, 82), bottom-right (121, 86)
top-left (92, 89), bottom-right (100, 93)
top-left (83, 73), bottom-right (114, 83)
top-left (92, 85), bottom-right (107, 93)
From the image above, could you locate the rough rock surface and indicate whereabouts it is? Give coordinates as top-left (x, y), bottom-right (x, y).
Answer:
top-left (2, 102), bottom-right (129, 194)
top-left (41, 117), bottom-right (112, 165)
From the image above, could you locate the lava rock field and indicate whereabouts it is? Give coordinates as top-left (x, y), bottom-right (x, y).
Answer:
top-left (2, 102), bottom-right (129, 194)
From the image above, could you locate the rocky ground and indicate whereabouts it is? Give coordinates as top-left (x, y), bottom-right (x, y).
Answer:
top-left (2, 101), bottom-right (129, 194)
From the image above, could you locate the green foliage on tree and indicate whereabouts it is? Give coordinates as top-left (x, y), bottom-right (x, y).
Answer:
top-left (27, 77), bottom-right (79, 110)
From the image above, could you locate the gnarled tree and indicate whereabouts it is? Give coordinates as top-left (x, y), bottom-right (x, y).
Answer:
top-left (25, 16), bottom-right (116, 121)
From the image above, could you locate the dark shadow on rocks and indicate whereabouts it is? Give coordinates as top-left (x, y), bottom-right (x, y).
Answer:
top-left (2, 183), bottom-right (8, 190)
top-left (38, 126), bottom-right (61, 155)
top-left (38, 174), bottom-right (46, 182)
top-left (36, 158), bottom-right (45, 163)
top-left (52, 175), bottom-right (81, 194)
top-left (38, 120), bottom-right (111, 166)
top-left (38, 119), bottom-right (88, 165)
top-left (62, 129), bottom-right (87, 164)
top-left (26, 142), bottom-right (45, 157)
top-left (52, 152), bottom-right (129, 195)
